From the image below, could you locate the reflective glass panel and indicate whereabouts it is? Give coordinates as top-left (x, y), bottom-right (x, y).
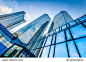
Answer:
top-left (75, 38), bottom-right (86, 57)
top-left (49, 45), bottom-right (54, 58)
top-left (45, 36), bottom-right (52, 46)
top-left (67, 41), bottom-right (79, 57)
top-left (41, 46), bottom-right (50, 58)
top-left (65, 29), bottom-right (72, 40)
top-left (79, 16), bottom-right (86, 22)
top-left (62, 25), bottom-right (66, 30)
top-left (54, 42), bottom-right (68, 57)
top-left (69, 21), bottom-right (76, 26)
top-left (56, 28), bottom-right (59, 33)
top-left (56, 31), bottom-right (65, 43)
top-left (83, 22), bottom-right (86, 26)
top-left (52, 35), bottom-right (55, 44)
top-left (70, 24), bottom-right (86, 39)
top-left (75, 20), bottom-right (79, 23)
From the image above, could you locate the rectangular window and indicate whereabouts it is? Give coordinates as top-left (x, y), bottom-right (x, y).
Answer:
top-left (45, 36), bottom-right (52, 46)
top-left (79, 16), bottom-right (86, 22)
top-left (67, 41), bottom-right (79, 57)
top-left (41, 46), bottom-right (50, 58)
top-left (75, 20), bottom-right (80, 23)
top-left (65, 29), bottom-right (72, 40)
top-left (62, 25), bottom-right (66, 30)
top-left (69, 21), bottom-right (76, 26)
top-left (70, 24), bottom-right (86, 39)
top-left (54, 42), bottom-right (68, 57)
top-left (56, 31), bottom-right (66, 43)
top-left (52, 35), bottom-right (55, 44)
top-left (75, 38), bottom-right (86, 57)
top-left (49, 45), bottom-right (54, 58)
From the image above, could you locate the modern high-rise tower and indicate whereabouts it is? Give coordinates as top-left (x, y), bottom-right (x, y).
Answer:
top-left (0, 11), bottom-right (26, 30)
top-left (15, 14), bottom-right (50, 44)
top-left (49, 11), bottom-right (73, 32)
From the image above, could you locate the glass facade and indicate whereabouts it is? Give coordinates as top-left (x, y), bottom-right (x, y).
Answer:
top-left (0, 11), bottom-right (26, 31)
top-left (27, 14), bottom-right (86, 58)
top-left (49, 11), bottom-right (73, 32)
top-left (16, 14), bottom-right (50, 44)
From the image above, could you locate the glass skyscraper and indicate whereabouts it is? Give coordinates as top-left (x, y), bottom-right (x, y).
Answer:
top-left (29, 14), bottom-right (86, 58)
top-left (49, 11), bottom-right (73, 32)
top-left (0, 11), bottom-right (86, 58)
top-left (15, 14), bottom-right (50, 44)
top-left (0, 11), bottom-right (26, 30)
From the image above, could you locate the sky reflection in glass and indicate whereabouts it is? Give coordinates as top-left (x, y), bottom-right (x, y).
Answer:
top-left (49, 45), bottom-right (54, 58)
top-left (75, 38), bottom-right (86, 57)
top-left (41, 46), bottom-right (50, 58)
top-left (67, 41), bottom-right (79, 57)
top-left (56, 31), bottom-right (65, 43)
top-left (45, 36), bottom-right (52, 46)
top-left (70, 24), bottom-right (86, 39)
top-left (65, 29), bottom-right (72, 40)
top-left (54, 42), bottom-right (68, 57)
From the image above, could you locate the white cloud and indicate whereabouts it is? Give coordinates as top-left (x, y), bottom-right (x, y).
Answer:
top-left (9, 0), bottom-right (18, 10)
top-left (0, 5), bottom-right (13, 14)
top-left (25, 13), bottom-right (31, 22)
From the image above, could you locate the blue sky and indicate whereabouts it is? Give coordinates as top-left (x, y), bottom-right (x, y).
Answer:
top-left (0, 0), bottom-right (86, 33)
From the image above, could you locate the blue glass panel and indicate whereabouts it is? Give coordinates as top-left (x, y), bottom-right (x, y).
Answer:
top-left (56, 28), bottom-right (59, 33)
top-left (49, 31), bottom-right (53, 35)
top-left (67, 24), bottom-right (70, 28)
top-left (41, 46), bottom-right (50, 58)
top-left (75, 38), bottom-right (86, 57)
top-left (54, 42), bottom-right (68, 57)
top-left (75, 20), bottom-right (79, 23)
top-left (45, 36), bottom-right (52, 46)
top-left (67, 41), bottom-right (79, 57)
top-left (65, 29), bottom-right (72, 40)
top-left (62, 25), bottom-right (66, 30)
top-left (49, 45), bottom-right (54, 58)
top-left (69, 21), bottom-right (76, 26)
top-left (70, 24), bottom-right (86, 39)
top-left (79, 16), bottom-right (86, 22)
top-left (52, 35), bottom-right (55, 44)
top-left (83, 22), bottom-right (86, 26)
top-left (56, 31), bottom-right (65, 43)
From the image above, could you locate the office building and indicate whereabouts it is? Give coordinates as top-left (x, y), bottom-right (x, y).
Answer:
top-left (49, 11), bottom-right (73, 32)
top-left (29, 14), bottom-right (86, 58)
top-left (0, 11), bottom-right (26, 30)
top-left (15, 14), bottom-right (50, 44)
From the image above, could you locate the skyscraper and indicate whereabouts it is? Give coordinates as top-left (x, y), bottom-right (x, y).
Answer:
top-left (15, 14), bottom-right (50, 44)
top-left (27, 14), bottom-right (86, 58)
top-left (49, 11), bottom-right (73, 32)
top-left (0, 11), bottom-right (26, 30)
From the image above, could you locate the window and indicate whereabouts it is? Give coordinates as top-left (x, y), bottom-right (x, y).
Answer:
top-left (70, 24), bottom-right (86, 39)
top-left (69, 21), bottom-right (76, 26)
top-left (45, 36), bottom-right (52, 46)
top-left (75, 38), bottom-right (86, 57)
top-left (67, 41), bottom-right (79, 57)
top-left (65, 29), bottom-right (72, 40)
top-left (79, 16), bottom-right (86, 22)
top-left (62, 25), bottom-right (66, 30)
top-left (41, 46), bottom-right (50, 58)
top-left (49, 45), bottom-right (54, 58)
top-left (56, 31), bottom-right (65, 43)
top-left (56, 28), bottom-right (59, 33)
top-left (52, 35), bottom-right (55, 44)
top-left (83, 22), bottom-right (86, 26)
top-left (75, 20), bottom-right (80, 23)
top-left (54, 42), bottom-right (68, 57)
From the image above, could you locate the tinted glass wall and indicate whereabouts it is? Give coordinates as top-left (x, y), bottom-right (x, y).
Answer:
top-left (28, 15), bottom-right (86, 58)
